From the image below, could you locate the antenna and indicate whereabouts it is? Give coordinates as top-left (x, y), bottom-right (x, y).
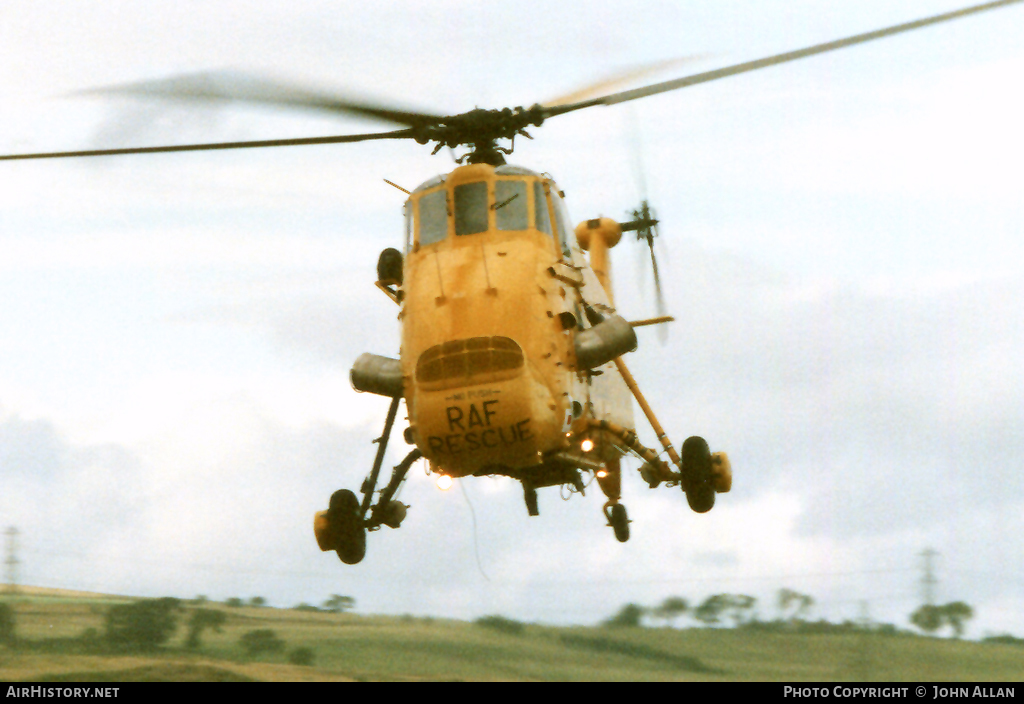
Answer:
top-left (383, 179), bottom-right (410, 194)
top-left (4, 527), bottom-right (19, 596)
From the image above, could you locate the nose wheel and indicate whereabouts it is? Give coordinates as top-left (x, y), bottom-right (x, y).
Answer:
top-left (604, 501), bottom-right (630, 542)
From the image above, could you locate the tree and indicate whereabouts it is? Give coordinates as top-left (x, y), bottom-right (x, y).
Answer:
top-left (940, 602), bottom-right (974, 638)
top-left (910, 602), bottom-right (973, 638)
top-left (652, 597), bottom-right (689, 628)
top-left (240, 629), bottom-right (286, 658)
top-left (322, 595), bottom-right (356, 613)
top-left (604, 603), bottom-right (646, 628)
top-left (693, 595), bottom-right (730, 626)
top-left (692, 594), bottom-right (757, 627)
top-left (105, 598), bottom-right (181, 650)
top-left (0, 603), bottom-right (15, 646)
top-left (724, 594), bottom-right (757, 627)
top-left (249, 596), bottom-right (266, 607)
top-left (186, 608), bottom-right (228, 650)
top-left (225, 597), bottom-right (244, 608)
top-left (910, 604), bottom-right (943, 635)
top-left (778, 589), bottom-right (814, 622)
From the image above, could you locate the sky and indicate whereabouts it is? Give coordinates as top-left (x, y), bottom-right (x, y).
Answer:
top-left (1, 1), bottom-right (1023, 639)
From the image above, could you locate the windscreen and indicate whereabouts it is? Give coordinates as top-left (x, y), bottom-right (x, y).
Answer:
top-left (454, 182), bottom-right (489, 236)
top-left (418, 189), bottom-right (448, 246)
top-left (495, 179), bottom-right (528, 231)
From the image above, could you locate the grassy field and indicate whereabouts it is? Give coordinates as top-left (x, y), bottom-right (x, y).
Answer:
top-left (1, 589), bottom-right (1021, 682)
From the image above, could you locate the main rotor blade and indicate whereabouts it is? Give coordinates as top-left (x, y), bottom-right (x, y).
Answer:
top-left (0, 128), bottom-right (417, 161)
top-left (545, 0), bottom-right (1023, 118)
top-left (80, 72), bottom-right (447, 128)
top-left (542, 55), bottom-right (710, 108)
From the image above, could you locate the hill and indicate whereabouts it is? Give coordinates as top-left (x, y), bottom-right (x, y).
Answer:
top-left (1, 589), bottom-right (1021, 682)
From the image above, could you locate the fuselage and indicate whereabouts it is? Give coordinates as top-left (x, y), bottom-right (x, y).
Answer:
top-left (398, 163), bottom-right (633, 479)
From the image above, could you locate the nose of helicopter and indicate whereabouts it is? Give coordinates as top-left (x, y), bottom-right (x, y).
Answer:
top-left (412, 367), bottom-right (561, 476)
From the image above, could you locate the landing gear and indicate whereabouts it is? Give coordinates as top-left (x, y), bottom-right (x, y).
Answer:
top-left (594, 458), bottom-right (629, 542)
top-left (315, 393), bottom-right (422, 566)
top-left (594, 357), bottom-right (729, 518)
top-left (607, 502), bottom-right (630, 543)
top-left (328, 489), bottom-right (366, 565)
top-left (681, 436), bottom-right (716, 514)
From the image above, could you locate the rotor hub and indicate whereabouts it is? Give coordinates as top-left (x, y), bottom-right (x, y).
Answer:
top-left (411, 104), bottom-right (546, 165)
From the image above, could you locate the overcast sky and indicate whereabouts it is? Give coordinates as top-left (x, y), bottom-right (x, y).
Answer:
top-left (1, 1), bottom-right (1022, 639)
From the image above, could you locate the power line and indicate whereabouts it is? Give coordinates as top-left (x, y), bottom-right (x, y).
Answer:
top-left (19, 542), bottom-right (919, 585)
top-left (16, 534), bottom-right (929, 584)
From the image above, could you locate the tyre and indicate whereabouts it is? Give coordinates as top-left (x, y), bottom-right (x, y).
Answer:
top-left (610, 503), bottom-right (630, 543)
top-left (685, 485), bottom-right (716, 513)
top-left (328, 489), bottom-right (367, 565)
top-left (681, 436), bottom-right (716, 514)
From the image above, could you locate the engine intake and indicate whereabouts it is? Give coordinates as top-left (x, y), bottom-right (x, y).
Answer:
top-left (350, 353), bottom-right (403, 398)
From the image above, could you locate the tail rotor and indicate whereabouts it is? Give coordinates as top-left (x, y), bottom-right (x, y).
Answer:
top-left (620, 200), bottom-right (669, 342)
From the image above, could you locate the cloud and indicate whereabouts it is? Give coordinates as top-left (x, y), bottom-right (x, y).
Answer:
top-left (1, 398), bottom-right (386, 597)
top-left (0, 412), bottom-right (149, 580)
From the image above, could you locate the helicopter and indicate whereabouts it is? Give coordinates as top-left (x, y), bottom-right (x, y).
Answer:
top-left (1, 0), bottom-right (1019, 565)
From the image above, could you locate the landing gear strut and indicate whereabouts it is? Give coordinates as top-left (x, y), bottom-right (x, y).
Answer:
top-left (607, 358), bottom-right (727, 515)
top-left (314, 395), bottom-right (421, 565)
top-left (523, 483), bottom-right (539, 517)
top-left (596, 458), bottom-right (630, 542)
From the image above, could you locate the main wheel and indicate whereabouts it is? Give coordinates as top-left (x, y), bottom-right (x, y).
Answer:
top-left (610, 503), bottom-right (630, 543)
top-left (328, 489), bottom-right (367, 564)
top-left (681, 436), bottom-right (716, 514)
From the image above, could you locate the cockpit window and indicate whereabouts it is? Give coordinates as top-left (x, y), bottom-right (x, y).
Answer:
top-left (454, 182), bottom-right (489, 236)
top-left (419, 190), bottom-right (448, 246)
top-left (551, 191), bottom-right (574, 256)
top-left (494, 179), bottom-right (528, 231)
top-left (533, 181), bottom-right (552, 235)
top-left (404, 201), bottom-right (412, 253)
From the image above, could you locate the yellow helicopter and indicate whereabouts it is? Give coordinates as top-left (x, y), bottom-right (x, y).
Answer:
top-left (2, 0), bottom-right (1018, 565)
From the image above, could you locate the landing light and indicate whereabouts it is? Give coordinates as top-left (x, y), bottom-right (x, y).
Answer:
top-left (580, 439), bottom-right (595, 453)
top-left (436, 474), bottom-right (453, 491)
top-left (596, 469), bottom-right (608, 479)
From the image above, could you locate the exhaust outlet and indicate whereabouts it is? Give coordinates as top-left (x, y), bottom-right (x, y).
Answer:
top-left (574, 314), bottom-right (637, 370)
